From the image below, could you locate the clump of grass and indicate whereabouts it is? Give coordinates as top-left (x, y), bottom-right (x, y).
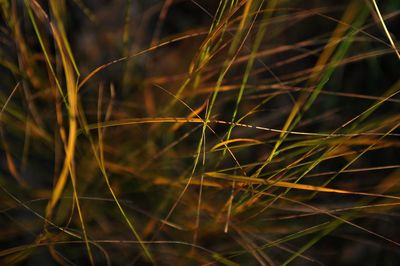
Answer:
top-left (1, 0), bottom-right (400, 265)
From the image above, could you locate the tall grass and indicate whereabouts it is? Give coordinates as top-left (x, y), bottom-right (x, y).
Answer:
top-left (1, 0), bottom-right (400, 265)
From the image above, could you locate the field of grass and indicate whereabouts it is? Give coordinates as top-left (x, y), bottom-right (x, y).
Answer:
top-left (1, 0), bottom-right (400, 265)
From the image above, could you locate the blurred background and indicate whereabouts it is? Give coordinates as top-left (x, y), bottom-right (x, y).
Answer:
top-left (1, 0), bottom-right (400, 265)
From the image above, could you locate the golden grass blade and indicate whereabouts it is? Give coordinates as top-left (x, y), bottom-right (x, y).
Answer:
top-left (371, 0), bottom-right (400, 60)
top-left (205, 172), bottom-right (400, 200)
top-left (211, 138), bottom-right (263, 151)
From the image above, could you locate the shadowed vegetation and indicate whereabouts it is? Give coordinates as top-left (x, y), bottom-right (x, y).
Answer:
top-left (0, 0), bottom-right (400, 265)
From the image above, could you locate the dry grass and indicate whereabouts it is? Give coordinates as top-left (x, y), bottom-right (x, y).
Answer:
top-left (1, 0), bottom-right (400, 265)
